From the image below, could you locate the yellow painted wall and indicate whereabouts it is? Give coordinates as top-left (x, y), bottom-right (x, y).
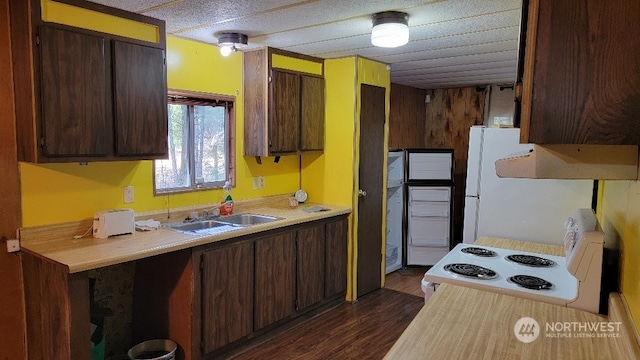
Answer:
top-left (302, 57), bottom-right (357, 300)
top-left (302, 56), bottom-right (389, 300)
top-left (21, 36), bottom-right (300, 226)
top-left (599, 178), bottom-right (640, 332)
top-left (302, 57), bottom-right (356, 206)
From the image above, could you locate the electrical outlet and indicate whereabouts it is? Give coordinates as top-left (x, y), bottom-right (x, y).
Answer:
top-left (253, 176), bottom-right (265, 190)
top-left (124, 186), bottom-right (134, 203)
top-left (6, 239), bottom-right (20, 253)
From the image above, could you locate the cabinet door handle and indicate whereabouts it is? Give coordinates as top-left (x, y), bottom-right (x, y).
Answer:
top-left (358, 189), bottom-right (367, 197)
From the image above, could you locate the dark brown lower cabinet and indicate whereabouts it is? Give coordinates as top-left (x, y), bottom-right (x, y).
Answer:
top-left (325, 217), bottom-right (348, 298)
top-left (254, 231), bottom-right (296, 331)
top-left (133, 215), bottom-right (348, 360)
top-left (201, 241), bottom-right (253, 353)
top-left (297, 223), bottom-right (326, 311)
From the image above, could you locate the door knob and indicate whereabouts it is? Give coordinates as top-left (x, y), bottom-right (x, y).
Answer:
top-left (358, 189), bottom-right (367, 197)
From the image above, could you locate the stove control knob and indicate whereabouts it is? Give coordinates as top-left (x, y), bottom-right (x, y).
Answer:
top-left (564, 232), bottom-right (576, 253)
top-left (564, 217), bottom-right (577, 231)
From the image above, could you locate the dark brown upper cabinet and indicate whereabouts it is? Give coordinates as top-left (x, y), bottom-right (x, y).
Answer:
top-left (39, 26), bottom-right (111, 158)
top-left (10, 0), bottom-right (168, 162)
top-left (243, 47), bottom-right (325, 157)
top-left (112, 40), bottom-right (168, 157)
top-left (300, 74), bottom-right (325, 151)
top-left (516, 0), bottom-right (640, 145)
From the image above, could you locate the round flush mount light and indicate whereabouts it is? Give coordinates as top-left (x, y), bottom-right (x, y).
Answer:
top-left (217, 32), bottom-right (248, 57)
top-left (371, 11), bottom-right (409, 48)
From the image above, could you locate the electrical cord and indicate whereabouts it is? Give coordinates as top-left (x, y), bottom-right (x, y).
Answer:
top-left (73, 225), bottom-right (93, 239)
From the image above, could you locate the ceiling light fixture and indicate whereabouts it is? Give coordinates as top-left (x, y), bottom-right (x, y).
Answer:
top-left (217, 32), bottom-right (248, 57)
top-left (371, 11), bottom-right (409, 48)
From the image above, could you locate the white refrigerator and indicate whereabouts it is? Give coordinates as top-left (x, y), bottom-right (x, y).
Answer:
top-left (463, 126), bottom-right (594, 245)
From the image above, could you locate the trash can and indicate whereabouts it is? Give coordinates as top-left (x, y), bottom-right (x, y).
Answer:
top-left (127, 339), bottom-right (177, 360)
top-left (90, 320), bottom-right (105, 360)
top-left (89, 278), bottom-right (111, 360)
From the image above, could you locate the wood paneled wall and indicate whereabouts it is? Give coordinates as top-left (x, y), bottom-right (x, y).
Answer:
top-left (425, 87), bottom-right (484, 243)
top-left (0, 0), bottom-right (27, 358)
top-left (388, 83), bottom-right (427, 149)
top-left (389, 85), bottom-right (485, 244)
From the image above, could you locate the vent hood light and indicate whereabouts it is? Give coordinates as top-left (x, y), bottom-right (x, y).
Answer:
top-left (495, 144), bottom-right (639, 180)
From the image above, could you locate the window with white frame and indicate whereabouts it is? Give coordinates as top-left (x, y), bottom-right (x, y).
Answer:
top-left (154, 90), bottom-right (235, 194)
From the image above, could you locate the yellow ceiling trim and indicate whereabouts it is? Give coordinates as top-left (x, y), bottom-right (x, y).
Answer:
top-left (41, 0), bottom-right (159, 43)
top-left (272, 54), bottom-right (322, 75)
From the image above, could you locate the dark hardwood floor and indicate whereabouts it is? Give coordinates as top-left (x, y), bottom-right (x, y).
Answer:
top-left (231, 288), bottom-right (424, 360)
top-left (384, 267), bottom-right (427, 298)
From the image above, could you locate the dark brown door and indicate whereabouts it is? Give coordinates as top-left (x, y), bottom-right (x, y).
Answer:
top-left (201, 242), bottom-right (253, 354)
top-left (357, 84), bottom-right (386, 297)
top-left (39, 25), bottom-right (110, 157)
top-left (296, 223), bottom-right (325, 311)
top-left (270, 69), bottom-right (300, 154)
top-left (254, 232), bottom-right (296, 330)
top-left (113, 40), bottom-right (168, 156)
top-left (325, 217), bottom-right (348, 298)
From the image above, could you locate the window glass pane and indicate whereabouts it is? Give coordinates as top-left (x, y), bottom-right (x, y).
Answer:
top-left (194, 105), bottom-right (227, 184)
top-left (155, 104), bottom-right (190, 190)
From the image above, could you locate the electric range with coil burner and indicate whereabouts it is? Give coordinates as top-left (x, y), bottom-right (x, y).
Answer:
top-left (423, 209), bottom-right (604, 313)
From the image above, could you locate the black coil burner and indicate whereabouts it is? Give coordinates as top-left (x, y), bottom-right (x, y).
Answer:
top-left (443, 263), bottom-right (498, 280)
top-left (506, 254), bottom-right (556, 267)
top-left (461, 247), bottom-right (498, 257)
top-left (507, 275), bottom-right (554, 290)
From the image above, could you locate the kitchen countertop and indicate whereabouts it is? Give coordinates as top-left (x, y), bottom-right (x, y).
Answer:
top-left (384, 237), bottom-right (639, 360)
top-left (20, 194), bottom-right (351, 273)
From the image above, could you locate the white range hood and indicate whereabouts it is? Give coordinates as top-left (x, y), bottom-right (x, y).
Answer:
top-left (495, 144), bottom-right (639, 180)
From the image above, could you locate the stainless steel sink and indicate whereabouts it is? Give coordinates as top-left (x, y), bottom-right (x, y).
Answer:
top-left (217, 213), bottom-right (280, 226)
top-left (166, 220), bottom-right (231, 232)
top-left (164, 213), bottom-right (280, 234)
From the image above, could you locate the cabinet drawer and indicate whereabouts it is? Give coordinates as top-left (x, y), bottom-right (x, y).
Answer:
top-left (409, 217), bottom-right (450, 247)
top-left (409, 187), bottom-right (450, 202)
